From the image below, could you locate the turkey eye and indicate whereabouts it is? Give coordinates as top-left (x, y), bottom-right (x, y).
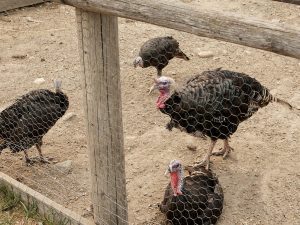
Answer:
top-left (162, 81), bottom-right (168, 85)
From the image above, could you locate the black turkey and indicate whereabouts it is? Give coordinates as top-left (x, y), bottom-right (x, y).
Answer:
top-left (0, 80), bottom-right (69, 164)
top-left (133, 36), bottom-right (189, 77)
top-left (160, 160), bottom-right (223, 225)
top-left (150, 68), bottom-right (297, 169)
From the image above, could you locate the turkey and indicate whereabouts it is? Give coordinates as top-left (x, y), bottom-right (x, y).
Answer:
top-left (150, 68), bottom-right (297, 169)
top-left (133, 36), bottom-right (189, 77)
top-left (159, 160), bottom-right (223, 225)
top-left (0, 80), bottom-right (69, 164)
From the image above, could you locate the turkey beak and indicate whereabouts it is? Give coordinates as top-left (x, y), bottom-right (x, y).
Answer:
top-left (164, 166), bottom-right (171, 176)
top-left (148, 78), bottom-right (159, 95)
top-left (148, 84), bottom-right (158, 95)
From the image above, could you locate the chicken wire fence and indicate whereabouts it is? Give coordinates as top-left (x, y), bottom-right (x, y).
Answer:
top-left (1, 2), bottom-right (300, 225)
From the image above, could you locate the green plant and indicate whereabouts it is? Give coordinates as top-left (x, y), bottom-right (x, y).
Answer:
top-left (42, 210), bottom-right (71, 225)
top-left (20, 200), bottom-right (38, 219)
top-left (0, 185), bottom-right (20, 212)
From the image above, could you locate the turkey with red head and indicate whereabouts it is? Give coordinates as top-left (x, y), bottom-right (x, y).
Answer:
top-left (0, 80), bottom-right (69, 165)
top-left (133, 36), bottom-right (189, 77)
top-left (150, 68), bottom-right (297, 169)
top-left (159, 160), bottom-right (223, 225)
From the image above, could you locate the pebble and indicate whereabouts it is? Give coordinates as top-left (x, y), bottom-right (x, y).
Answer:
top-left (55, 160), bottom-right (72, 174)
top-left (12, 54), bottom-right (27, 59)
top-left (244, 50), bottom-right (252, 55)
top-left (33, 78), bottom-right (45, 85)
top-left (25, 17), bottom-right (41, 23)
top-left (197, 51), bottom-right (214, 58)
top-left (187, 144), bottom-right (197, 151)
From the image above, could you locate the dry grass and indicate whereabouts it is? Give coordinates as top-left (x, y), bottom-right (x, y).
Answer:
top-left (0, 185), bottom-right (69, 225)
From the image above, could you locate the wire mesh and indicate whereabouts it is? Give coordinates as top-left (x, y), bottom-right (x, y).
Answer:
top-left (0, 1), bottom-right (299, 225)
top-left (159, 160), bottom-right (223, 225)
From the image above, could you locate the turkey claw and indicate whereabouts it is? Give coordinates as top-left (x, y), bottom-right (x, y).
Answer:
top-left (212, 147), bottom-right (233, 159)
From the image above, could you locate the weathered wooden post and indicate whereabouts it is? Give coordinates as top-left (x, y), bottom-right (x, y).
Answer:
top-left (76, 9), bottom-right (128, 225)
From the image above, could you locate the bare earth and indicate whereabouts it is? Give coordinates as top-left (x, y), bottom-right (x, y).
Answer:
top-left (0, 1), bottom-right (299, 225)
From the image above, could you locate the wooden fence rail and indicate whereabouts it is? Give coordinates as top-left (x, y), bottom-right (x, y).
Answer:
top-left (54, 0), bottom-right (300, 59)
top-left (0, 0), bottom-right (48, 12)
top-left (272, 0), bottom-right (300, 5)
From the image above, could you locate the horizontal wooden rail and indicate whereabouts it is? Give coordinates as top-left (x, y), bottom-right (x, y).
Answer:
top-left (0, 0), bottom-right (48, 12)
top-left (53, 0), bottom-right (300, 59)
top-left (272, 0), bottom-right (300, 5)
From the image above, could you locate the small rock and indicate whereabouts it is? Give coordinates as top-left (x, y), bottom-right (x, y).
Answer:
top-left (59, 42), bottom-right (63, 45)
top-left (271, 19), bottom-right (281, 23)
top-left (62, 112), bottom-right (76, 122)
top-left (197, 51), bottom-right (214, 58)
top-left (187, 144), bottom-right (197, 151)
top-left (41, 58), bottom-right (45, 62)
top-left (171, 71), bottom-right (176, 75)
top-left (12, 54), bottom-right (27, 59)
top-left (34, 78), bottom-right (45, 85)
top-left (55, 160), bottom-right (72, 173)
top-left (26, 17), bottom-right (41, 23)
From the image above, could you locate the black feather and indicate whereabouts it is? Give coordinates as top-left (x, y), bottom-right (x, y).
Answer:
top-left (0, 88), bottom-right (69, 153)
top-left (160, 68), bottom-right (276, 140)
top-left (139, 36), bottom-right (189, 75)
top-left (160, 167), bottom-right (223, 225)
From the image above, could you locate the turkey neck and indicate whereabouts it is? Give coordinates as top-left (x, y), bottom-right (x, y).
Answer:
top-left (170, 167), bottom-right (184, 196)
top-left (156, 89), bottom-right (170, 109)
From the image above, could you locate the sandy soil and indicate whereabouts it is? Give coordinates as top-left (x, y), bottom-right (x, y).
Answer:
top-left (0, 1), bottom-right (299, 224)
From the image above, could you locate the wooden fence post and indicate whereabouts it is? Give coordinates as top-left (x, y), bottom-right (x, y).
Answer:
top-left (76, 9), bottom-right (128, 225)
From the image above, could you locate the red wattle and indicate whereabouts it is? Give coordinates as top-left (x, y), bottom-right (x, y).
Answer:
top-left (156, 90), bottom-right (169, 109)
top-left (170, 172), bottom-right (179, 196)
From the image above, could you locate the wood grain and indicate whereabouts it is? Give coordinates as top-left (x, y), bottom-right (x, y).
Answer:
top-left (76, 9), bottom-right (128, 225)
top-left (54, 0), bottom-right (300, 59)
top-left (0, 0), bottom-right (47, 12)
top-left (272, 0), bottom-right (300, 5)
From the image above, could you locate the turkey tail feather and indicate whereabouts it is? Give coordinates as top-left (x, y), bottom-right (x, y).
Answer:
top-left (272, 96), bottom-right (299, 110)
top-left (53, 79), bottom-right (62, 92)
top-left (176, 50), bottom-right (190, 60)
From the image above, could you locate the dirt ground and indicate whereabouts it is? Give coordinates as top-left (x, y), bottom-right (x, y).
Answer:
top-left (0, 1), bottom-right (299, 225)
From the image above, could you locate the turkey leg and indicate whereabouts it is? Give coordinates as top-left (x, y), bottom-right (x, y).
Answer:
top-left (157, 69), bottom-right (162, 77)
top-left (212, 139), bottom-right (233, 159)
top-left (36, 140), bottom-right (49, 163)
top-left (23, 150), bottom-right (34, 165)
top-left (195, 139), bottom-right (217, 170)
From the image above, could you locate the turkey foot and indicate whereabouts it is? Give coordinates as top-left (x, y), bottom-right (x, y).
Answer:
top-left (194, 156), bottom-right (210, 170)
top-left (39, 157), bottom-right (51, 164)
top-left (24, 150), bottom-right (36, 166)
top-left (212, 139), bottom-right (233, 159)
top-left (25, 157), bottom-right (36, 166)
top-left (194, 139), bottom-right (217, 170)
top-left (35, 142), bottom-right (50, 163)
